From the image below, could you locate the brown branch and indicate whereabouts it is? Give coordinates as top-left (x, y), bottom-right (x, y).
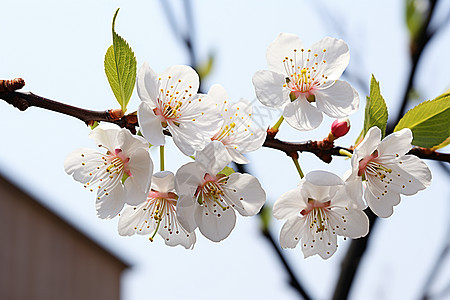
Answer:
top-left (0, 87), bottom-right (448, 163)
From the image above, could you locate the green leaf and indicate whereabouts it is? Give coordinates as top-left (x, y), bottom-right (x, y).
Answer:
top-left (394, 92), bottom-right (450, 148)
top-left (218, 166), bottom-right (235, 176)
top-left (363, 75), bottom-right (389, 138)
top-left (197, 53), bottom-right (215, 81)
top-left (104, 8), bottom-right (137, 113)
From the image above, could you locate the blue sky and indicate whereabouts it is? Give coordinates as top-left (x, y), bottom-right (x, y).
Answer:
top-left (1, 1), bottom-right (449, 299)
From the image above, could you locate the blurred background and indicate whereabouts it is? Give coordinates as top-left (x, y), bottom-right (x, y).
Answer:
top-left (0, 0), bottom-right (449, 299)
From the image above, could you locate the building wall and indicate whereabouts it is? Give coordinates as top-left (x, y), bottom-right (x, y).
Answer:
top-left (0, 174), bottom-right (128, 300)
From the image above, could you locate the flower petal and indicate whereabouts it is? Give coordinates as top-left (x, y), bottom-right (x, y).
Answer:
top-left (252, 70), bottom-right (289, 108)
top-left (176, 195), bottom-right (198, 233)
top-left (310, 37), bottom-right (350, 80)
top-left (96, 184), bottom-right (125, 219)
top-left (196, 141), bottom-right (232, 175)
top-left (354, 126), bottom-right (381, 158)
top-left (137, 102), bottom-right (166, 146)
top-left (279, 217), bottom-right (304, 249)
top-left (266, 33), bottom-right (304, 74)
top-left (283, 98), bottom-right (323, 131)
top-left (377, 128), bottom-right (413, 159)
top-left (158, 223), bottom-right (196, 249)
top-left (364, 182), bottom-right (399, 218)
top-left (273, 185), bottom-right (307, 220)
top-left (118, 203), bottom-right (156, 236)
top-left (160, 65), bottom-right (199, 98)
top-left (328, 208), bottom-right (369, 238)
top-left (151, 171), bottom-right (175, 193)
top-left (194, 204), bottom-right (236, 242)
top-left (64, 148), bottom-right (104, 183)
top-left (315, 80), bottom-right (359, 118)
top-left (88, 123), bottom-right (121, 151)
top-left (224, 173), bottom-right (266, 216)
top-left (136, 62), bottom-right (159, 106)
top-left (384, 156), bottom-right (431, 195)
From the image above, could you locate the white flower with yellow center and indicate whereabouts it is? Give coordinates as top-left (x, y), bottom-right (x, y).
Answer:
top-left (208, 84), bottom-right (266, 164)
top-left (273, 170), bottom-right (369, 259)
top-left (118, 171), bottom-right (196, 249)
top-left (137, 63), bottom-right (222, 156)
top-left (252, 33), bottom-right (359, 131)
top-left (348, 126), bottom-right (432, 218)
top-left (175, 141), bottom-right (266, 242)
top-left (64, 123), bottom-right (153, 219)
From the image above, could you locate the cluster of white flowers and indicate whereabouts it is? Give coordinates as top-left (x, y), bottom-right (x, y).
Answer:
top-left (65, 32), bottom-right (432, 258)
top-left (65, 64), bottom-right (267, 248)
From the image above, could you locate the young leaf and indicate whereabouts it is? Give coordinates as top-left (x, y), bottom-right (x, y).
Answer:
top-left (218, 166), bottom-right (235, 176)
top-left (104, 8), bottom-right (137, 113)
top-left (363, 75), bottom-right (389, 138)
top-left (394, 92), bottom-right (450, 148)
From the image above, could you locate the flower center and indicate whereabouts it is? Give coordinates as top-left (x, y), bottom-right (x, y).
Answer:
top-left (146, 190), bottom-right (179, 241)
top-left (194, 174), bottom-right (230, 215)
top-left (282, 48), bottom-right (329, 101)
top-left (212, 122), bottom-right (236, 142)
top-left (300, 198), bottom-right (331, 233)
top-left (106, 149), bottom-right (131, 177)
top-left (358, 151), bottom-right (392, 180)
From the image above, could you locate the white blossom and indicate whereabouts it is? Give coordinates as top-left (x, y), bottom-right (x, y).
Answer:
top-left (118, 171), bottom-right (196, 249)
top-left (273, 170), bottom-right (369, 259)
top-left (252, 33), bottom-right (359, 130)
top-left (64, 123), bottom-right (153, 219)
top-left (175, 141), bottom-right (266, 242)
top-left (208, 84), bottom-right (266, 164)
top-left (137, 63), bottom-right (222, 156)
top-left (348, 126), bottom-right (432, 218)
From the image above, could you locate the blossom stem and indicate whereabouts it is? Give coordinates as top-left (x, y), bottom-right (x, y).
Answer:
top-left (160, 145), bottom-right (165, 171)
top-left (271, 116), bottom-right (284, 132)
top-left (291, 156), bottom-right (304, 179)
top-left (339, 149), bottom-right (353, 158)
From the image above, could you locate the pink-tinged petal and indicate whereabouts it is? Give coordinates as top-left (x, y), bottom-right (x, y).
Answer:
top-left (158, 224), bottom-right (196, 249)
top-left (64, 148), bottom-right (104, 183)
top-left (315, 80), bottom-right (359, 118)
top-left (194, 204), bottom-right (236, 242)
top-left (136, 62), bottom-right (159, 106)
top-left (252, 70), bottom-right (289, 108)
top-left (328, 208), bottom-right (369, 238)
top-left (376, 128), bottom-right (413, 159)
top-left (273, 185), bottom-right (307, 220)
top-left (364, 183), bottom-right (399, 218)
top-left (176, 195), bottom-right (198, 233)
top-left (118, 204), bottom-right (157, 236)
top-left (160, 65), bottom-right (199, 98)
top-left (151, 171), bottom-right (175, 193)
top-left (137, 102), bottom-right (166, 146)
top-left (310, 37), bottom-right (350, 80)
top-left (384, 156), bottom-right (431, 195)
top-left (88, 123), bottom-right (121, 151)
top-left (96, 184), bottom-right (125, 219)
top-left (354, 126), bottom-right (382, 158)
top-left (196, 141), bottom-right (233, 175)
top-left (279, 217), bottom-right (304, 249)
top-left (266, 33), bottom-right (304, 74)
top-left (283, 99), bottom-right (323, 131)
top-left (224, 173), bottom-right (266, 216)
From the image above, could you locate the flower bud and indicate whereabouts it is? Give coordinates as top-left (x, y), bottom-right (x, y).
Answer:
top-left (330, 118), bottom-right (350, 140)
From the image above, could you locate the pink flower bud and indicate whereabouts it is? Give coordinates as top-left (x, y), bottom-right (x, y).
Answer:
top-left (331, 118), bottom-right (350, 138)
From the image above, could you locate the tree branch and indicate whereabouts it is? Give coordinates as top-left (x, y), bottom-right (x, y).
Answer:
top-left (0, 88), bottom-right (448, 163)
